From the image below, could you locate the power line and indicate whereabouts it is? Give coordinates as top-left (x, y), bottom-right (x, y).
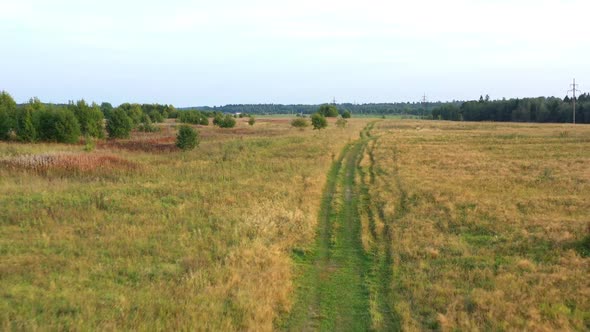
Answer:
top-left (567, 78), bottom-right (580, 124)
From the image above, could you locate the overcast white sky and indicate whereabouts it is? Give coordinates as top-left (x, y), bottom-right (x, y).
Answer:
top-left (1, 0), bottom-right (589, 106)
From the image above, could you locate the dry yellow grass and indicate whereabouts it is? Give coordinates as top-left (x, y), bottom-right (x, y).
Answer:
top-left (366, 120), bottom-right (590, 330)
top-left (0, 117), bottom-right (368, 330)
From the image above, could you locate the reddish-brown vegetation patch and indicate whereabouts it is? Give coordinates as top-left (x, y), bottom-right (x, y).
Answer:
top-left (98, 136), bottom-right (178, 152)
top-left (0, 153), bottom-right (138, 173)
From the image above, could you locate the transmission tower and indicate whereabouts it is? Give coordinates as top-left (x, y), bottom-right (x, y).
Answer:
top-left (421, 93), bottom-right (427, 117)
top-left (568, 79), bottom-right (580, 124)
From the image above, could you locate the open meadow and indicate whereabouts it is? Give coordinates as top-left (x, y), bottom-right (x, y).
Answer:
top-left (0, 117), bottom-right (368, 330)
top-left (359, 121), bottom-right (590, 330)
top-left (1, 117), bottom-right (589, 331)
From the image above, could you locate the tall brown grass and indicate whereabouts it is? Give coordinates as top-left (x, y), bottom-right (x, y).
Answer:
top-left (368, 120), bottom-right (590, 331)
top-left (0, 116), bottom-right (368, 330)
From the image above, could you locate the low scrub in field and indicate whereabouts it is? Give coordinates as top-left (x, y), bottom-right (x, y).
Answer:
top-left (362, 120), bottom-right (590, 330)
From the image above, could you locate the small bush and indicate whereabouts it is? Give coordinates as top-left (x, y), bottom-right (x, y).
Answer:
top-left (137, 114), bottom-right (160, 132)
top-left (248, 116), bottom-right (256, 126)
top-left (291, 118), bottom-right (309, 129)
top-left (84, 135), bottom-right (95, 152)
top-left (336, 117), bottom-right (347, 128)
top-left (341, 110), bottom-right (351, 118)
top-left (176, 125), bottom-right (199, 150)
top-left (311, 113), bottom-right (327, 130)
top-left (214, 115), bottom-right (236, 128)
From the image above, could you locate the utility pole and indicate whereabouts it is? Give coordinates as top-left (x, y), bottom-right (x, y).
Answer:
top-left (568, 79), bottom-right (580, 124)
top-left (332, 97), bottom-right (337, 105)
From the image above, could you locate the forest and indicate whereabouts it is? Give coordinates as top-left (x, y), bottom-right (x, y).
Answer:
top-left (432, 94), bottom-right (590, 123)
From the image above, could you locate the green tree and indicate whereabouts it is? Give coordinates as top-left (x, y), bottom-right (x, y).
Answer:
top-left (176, 125), bottom-right (199, 150)
top-left (311, 113), bottom-right (327, 130)
top-left (0, 91), bottom-right (16, 111)
top-left (17, 106), bottom-right (37, 142)
top-left (100, 102), bottom-right (113, 119)
top-left (70, 100), bottom-right (104, 138)
top-left (38, 107), bottom-right (81, 143)
top-left (318, 104), bottom-right (339, 117)
top-left (0, 91), bottom-right (17, 140)
top-left (0, 107), bottom-right (11, 140)
top-left (129, 104), bottom-right (144, 125)
top-left (341, 110), bottom-right (351, 118)
top-left (248, 116), bottom-right (256, 126)
top-left (107, 108), bottom-right (133, 139)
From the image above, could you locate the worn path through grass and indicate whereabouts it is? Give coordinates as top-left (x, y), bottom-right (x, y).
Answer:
top-left (282, 123), bottom-right (399, 331)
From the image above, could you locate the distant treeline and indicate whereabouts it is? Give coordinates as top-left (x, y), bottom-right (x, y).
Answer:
top-left (181, 102), bottom-right (456, 116)
top-left (432, 95), bottom-right (590, 123)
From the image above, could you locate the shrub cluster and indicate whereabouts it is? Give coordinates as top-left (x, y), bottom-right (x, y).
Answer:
top-left (290, 117), bottom-right (309, 129)
top-left (311, 113), bottom-right (328, 130)
top-left (115, 102), bottom-right (175, 122)
top-left (137, 114), bottom-right (160, 133)
top-left (0, 91), bottom-right (180, 142)
top-left (0, 93), bottom-right (102, 143)
top-left (178, 110), bottom-right (209, 125)
top-left (213, 114), bottom-right (236, 128)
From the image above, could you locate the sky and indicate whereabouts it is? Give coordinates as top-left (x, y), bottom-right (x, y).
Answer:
top-left (1, 0), bottom-right (589, 106)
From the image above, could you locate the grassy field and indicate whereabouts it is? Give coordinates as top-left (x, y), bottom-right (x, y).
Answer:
top-left (0, 117), bottom-right (368, 330)
top-left (360, 120), bottom-right (590, 330)
top-left (1, 117), bottom-right (589, 331)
